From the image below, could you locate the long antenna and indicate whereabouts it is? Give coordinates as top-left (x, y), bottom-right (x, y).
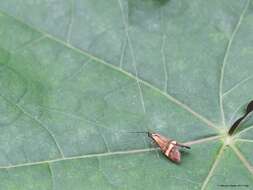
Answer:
top-left (128, 131), bottom-right (149, 134)
top-left (128, 131), bottom-right (151, 137)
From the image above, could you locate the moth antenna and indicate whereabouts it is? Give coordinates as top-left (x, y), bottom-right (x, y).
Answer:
top-left (128, 131), bottom-right (148, 134)
top-left (128, 131), bottom-right (152, 137)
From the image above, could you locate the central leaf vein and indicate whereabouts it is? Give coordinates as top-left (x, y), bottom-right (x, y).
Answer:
top-left (0, 135), bottom-right (221, 170)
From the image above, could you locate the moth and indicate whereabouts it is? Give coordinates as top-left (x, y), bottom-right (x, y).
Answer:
top-left (132, 131), bottom-right (190, 163)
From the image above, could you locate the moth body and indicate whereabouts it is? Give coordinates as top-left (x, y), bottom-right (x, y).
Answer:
top-left (148, 132), bottom-right (190, 163)
top-left (129, 131), bottom-right (190, 163)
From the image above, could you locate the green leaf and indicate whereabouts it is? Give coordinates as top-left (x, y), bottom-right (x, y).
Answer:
top-left (0, 0), bottom-right (253, 189)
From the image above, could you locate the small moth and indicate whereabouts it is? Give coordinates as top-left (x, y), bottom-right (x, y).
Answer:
top-left (132, 131), bottom-right (190, 163)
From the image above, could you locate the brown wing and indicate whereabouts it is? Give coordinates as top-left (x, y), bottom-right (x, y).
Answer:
top-left (150, 133), bottom-right (170, 151)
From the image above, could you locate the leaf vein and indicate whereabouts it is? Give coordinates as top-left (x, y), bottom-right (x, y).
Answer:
top-left (0, 135), bottom-right (221, 170)
top-left (12, 35), bottom-right (46, 53)
top-left (236, 139), bottom-right (253, 143)
top-left (200, 145), bottom-right (225, 190)
top-left (66, 0), bottom-right (74, 43)
top-left (219, 0), bottom-right (250, 126)
top-left (0, 93), bottom-right (65, 158)
top-left (47, 163), bottom-right (55, 190)
top-left (223, 75), bottom-right (253, 97)
top-left (117, 0), bottom-right (146, 113)
top-left (231, 145), bottom-right (253, 175)
top-left (234, 125), bottom-right (253, 138)
top-left (0, 9), bottom-right (218, 131)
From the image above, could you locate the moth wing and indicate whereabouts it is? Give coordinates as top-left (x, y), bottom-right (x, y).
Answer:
top-left (169, 146), bottom-right (181, 163)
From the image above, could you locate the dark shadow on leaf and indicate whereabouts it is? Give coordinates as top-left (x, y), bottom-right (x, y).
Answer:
top-left (180, 149), bottom-right (190, 156)
top-left (229, 100), bottom-right (253, 135)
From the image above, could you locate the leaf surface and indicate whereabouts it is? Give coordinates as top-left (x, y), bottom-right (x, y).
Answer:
top-left (0, 0), bottom-right (253, 189)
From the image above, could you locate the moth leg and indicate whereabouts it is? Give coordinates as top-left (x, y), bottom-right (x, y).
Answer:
top-left (149, 140), bottom-right (161, 159)
top-left (150, 140), bottom-right (157, 146)
top-left (155, 148), bottom-right (161, 159)
top-left (176, 143), bottom-right (191, 149)
top-left (141, 135), bottom-right (149, 148)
